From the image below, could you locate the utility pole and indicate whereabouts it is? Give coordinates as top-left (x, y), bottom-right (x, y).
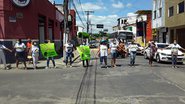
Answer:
top-left (85, 11), bottom-right (94, 45)
top-left (85, 11), bottom-right (94, 34)
top-left (63, 0), bottom-right (69, 59)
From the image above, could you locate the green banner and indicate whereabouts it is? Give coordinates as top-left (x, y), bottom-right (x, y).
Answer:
top-left (77, 46), bottom-right (91, 60)
top-left (40, 43), bottom-right (58, 58)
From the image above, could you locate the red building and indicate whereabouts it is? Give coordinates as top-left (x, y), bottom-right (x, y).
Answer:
top-left (0, 0), bottom-right (77, 62)
top-left (136, 10), bottom-right (152, 42)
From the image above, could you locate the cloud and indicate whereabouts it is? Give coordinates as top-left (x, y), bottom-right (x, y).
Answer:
top-left (127, 12), bottom-right (137, 17)
top-left (126, 3), bottom-right (132, 8)
top-left (79, 2), bottom-right (106, 11)
top-left (112, 1), bottom-right (124, 8)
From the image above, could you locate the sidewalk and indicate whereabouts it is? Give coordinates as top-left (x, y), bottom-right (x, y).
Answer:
top-left (0, 50), bottom-right (82, 70)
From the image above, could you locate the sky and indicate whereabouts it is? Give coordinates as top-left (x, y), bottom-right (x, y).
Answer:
top-left (50, 0), bottom-right (153, 33)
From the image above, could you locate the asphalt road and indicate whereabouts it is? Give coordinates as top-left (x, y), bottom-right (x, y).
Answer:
top-left (0, 52), bottom-right (185, 104)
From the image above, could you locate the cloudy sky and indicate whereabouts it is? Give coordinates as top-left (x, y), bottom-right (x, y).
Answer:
top-left (50, 0), bottom-right (152, 33)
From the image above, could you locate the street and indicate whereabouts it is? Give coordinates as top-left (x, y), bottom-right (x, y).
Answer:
top-left (0, 51), bottom-right (185, 104)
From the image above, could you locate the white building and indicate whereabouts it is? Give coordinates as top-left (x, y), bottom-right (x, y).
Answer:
top-left (152, 0), bottom-right (168, 43)
top-left (117, 16), bottom-right (137, 37)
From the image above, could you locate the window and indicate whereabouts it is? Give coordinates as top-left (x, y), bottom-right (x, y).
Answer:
top-left (159, 8), bottom-right (162, 17)
top-left (121, 20), bottom-right (124, 24)
top-left (178, 1), bottom-right (184, 14)
top-left (153, 10), bottom-right (157, 19)
top-left (168, 6), bottom-right (174, 17)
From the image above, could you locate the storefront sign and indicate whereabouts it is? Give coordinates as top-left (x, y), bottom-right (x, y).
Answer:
top-left (9, 16), bottom-right (16, 23)
top-left (12, 0), bottom-right (31, 7)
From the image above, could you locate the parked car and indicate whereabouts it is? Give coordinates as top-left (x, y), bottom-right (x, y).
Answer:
top-left (89, 40), bottom-right (99, 48)
top-left (125, 42), bottom-right (144, 54)
top-left (136, 43), bottom-right (144, 54)
top-left (144, 43), bottom-right (185, 63)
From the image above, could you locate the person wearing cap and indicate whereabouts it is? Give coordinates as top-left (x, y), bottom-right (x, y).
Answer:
top-left (127, 40), bottom-right (139, 66)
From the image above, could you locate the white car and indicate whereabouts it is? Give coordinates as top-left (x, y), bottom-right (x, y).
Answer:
top-left (136, 43), bottom-right (144, 54)
top-left (144, 43), bottom-right (185, 63)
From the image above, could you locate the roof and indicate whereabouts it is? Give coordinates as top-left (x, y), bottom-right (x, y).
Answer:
top-left (135, 10), bottom-right (152, 15)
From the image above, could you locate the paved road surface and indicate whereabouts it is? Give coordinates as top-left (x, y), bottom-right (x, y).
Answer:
top-left (0, 50), bottom-right (185, 104)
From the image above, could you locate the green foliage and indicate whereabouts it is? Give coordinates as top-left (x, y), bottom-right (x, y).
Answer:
top-left (78, 32), bottom-right (90, 38)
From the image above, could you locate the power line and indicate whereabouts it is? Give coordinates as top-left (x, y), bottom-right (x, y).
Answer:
top-left (78, 0), bottom-right (87, 22)
top-left (72, 0), bottom-right (86, 28)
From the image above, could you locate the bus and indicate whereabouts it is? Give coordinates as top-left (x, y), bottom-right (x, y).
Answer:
top-left (110, 30), bottom-right (134, 43)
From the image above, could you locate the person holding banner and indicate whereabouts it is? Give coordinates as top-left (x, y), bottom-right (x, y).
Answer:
top-left (45, 40), bottom-right (56, 69)
top-left (64, 41), bottom-right (74, 67)
top-left (80, 42), bottom-right (89, 67)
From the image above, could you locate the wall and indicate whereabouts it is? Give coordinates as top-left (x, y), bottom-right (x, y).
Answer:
top-left (1, 0), bottom-right (62, 40)
top-left (152, 0), bottom-right (165, 28)
top-left (165, 0), bottom-right (185, 28)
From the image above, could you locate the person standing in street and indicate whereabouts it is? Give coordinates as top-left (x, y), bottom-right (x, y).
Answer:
top-left (97, 41), bottom-right (108, 68)
top-left (0, 42), bottom-right (12, 69)
top-left (64, 40), bottom-right (74, 67)
top-left (80, 41), bottom-right (89, 67)
top-left (31, 41), bottom-right (39, 69)
top-left (109, 39), bottom-right (118, 67)
top-left (148, 41), bottom-right (156, 67)
top-left (117, 39), bottom-right (127, 58)
top-left (46, 40), bottom-right (56, 69)
top-left (168, 40), bottom-right (185, 68)
top-left (127, 40), bottom-right (139, 66)
top-left (26, 38), bottom-right (32, 64)
top-left (14, 39), bottom-right (27, 69)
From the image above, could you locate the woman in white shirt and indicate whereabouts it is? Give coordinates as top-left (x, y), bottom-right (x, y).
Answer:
top-left (32, 41), bottom-right (39, 69)
top-left (14, 39), bottom-right (27, 69)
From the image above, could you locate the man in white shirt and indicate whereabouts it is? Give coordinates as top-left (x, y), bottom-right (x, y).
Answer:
top-left (0, 42), bottom-right (12, 69)
top-left (169, 40), bottom-right (185, 68)
top-left (64, 41), bottom-right (74, 67)
top-left (127, 40), bottom-right (139, 66)
top-left (97, 41), bottom-right (108, 68)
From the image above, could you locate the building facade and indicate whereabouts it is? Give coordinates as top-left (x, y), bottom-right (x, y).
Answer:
top-left (0, 0), bottom-right (64, 43)
top-left (117, 16), bottom-right (137, 37)
top-left (165, 0), bottom-right (185, 48)
top-left (136, 10), bottom-right (153, 46)
top-left (0, 0), bottom-right (77, 62)
top-left (152, 0), bottom-right (168, 43)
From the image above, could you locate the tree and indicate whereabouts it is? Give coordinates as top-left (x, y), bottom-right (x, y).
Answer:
top-left (78, 32), bottom-right (90, 39)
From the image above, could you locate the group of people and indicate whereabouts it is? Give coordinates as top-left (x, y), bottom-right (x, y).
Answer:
top-left (0, 39), bottom-right (76, 70)
top-left (0, 38), bottom-right (185, 69)
top-left (0, 39), bottom-right (39, 69)
top-left (96, 38), bottom-right (185, 68)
